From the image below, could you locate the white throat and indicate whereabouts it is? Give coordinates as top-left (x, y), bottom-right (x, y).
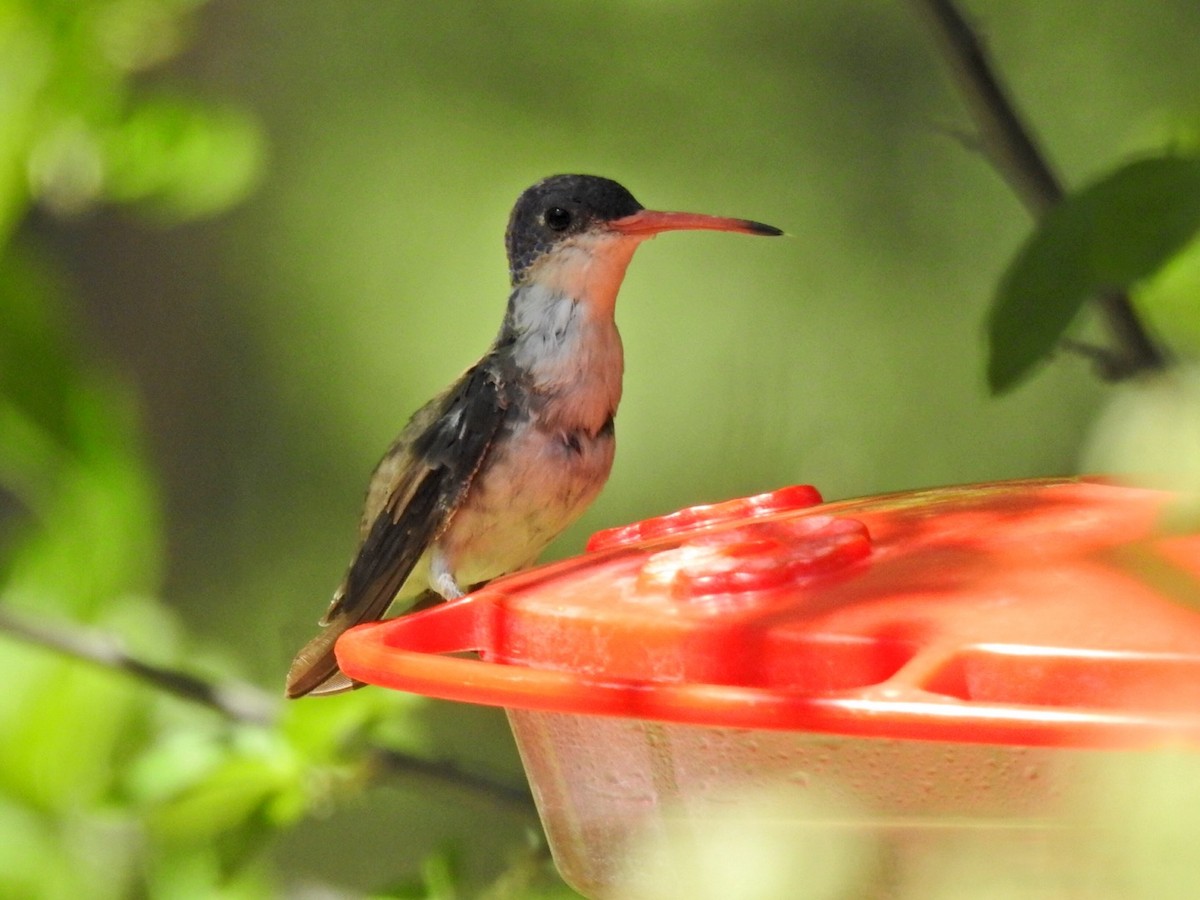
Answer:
top-left (507, 232), bottom-right (643, 432)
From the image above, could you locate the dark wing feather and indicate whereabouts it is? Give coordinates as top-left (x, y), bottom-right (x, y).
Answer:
top-left (285, 362), bottom-right (509, 698)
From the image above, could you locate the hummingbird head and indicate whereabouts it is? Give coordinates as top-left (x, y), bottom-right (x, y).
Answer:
top-left (504, 174), bottom-right (782, 291)
top-left (499, 174), bottom-right (782, 423)
top-left (505, 175), bottom-right (643, 288)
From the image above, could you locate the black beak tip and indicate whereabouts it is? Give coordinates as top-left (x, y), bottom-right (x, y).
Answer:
top-left (747, 220), bottom-right (785, 236)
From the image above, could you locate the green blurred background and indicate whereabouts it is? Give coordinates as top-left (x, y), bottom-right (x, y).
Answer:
top-left (4, 0), bottom-right (1200, 896)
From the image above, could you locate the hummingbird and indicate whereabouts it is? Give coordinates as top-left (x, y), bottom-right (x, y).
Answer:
top-left (286, 174), bottom-right (781, 697)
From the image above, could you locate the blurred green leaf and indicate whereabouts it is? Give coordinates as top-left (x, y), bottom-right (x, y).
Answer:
top-left (89, 0), bottom-right (196, 73)
top-left (379, 847), bottom-right (461, 900)
top-left (1135, 232), bottom-right (1200, 356)
top-left (0, 372), bottom-right (163, 616)
top-left (102, 95), bottom-right (265, 220)
top-left (144, 845), bottom-right (275, 900)
top-left (2, 0), bottom-right (260, 224)
top-left (148, 746), bottom-right (292, 844)
top-left (0, 3), bottom-right (49, 244)
top-left (0, 800), bottom-right (139, 900)
top-left (0, 653), bottom-right (142, 810)
top-left (989, 156), bottom-right (1200, 392)
top-left (125, 730), bottom-right (231, 808)
top-left (0, 803), bottom-right (66, 898)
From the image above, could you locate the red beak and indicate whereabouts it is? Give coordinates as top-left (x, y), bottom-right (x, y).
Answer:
top-left (609, 209), bottom-right (782, 237)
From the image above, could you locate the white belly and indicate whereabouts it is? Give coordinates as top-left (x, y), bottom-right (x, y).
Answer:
top-left (434, 418), bottom-right (616, 587)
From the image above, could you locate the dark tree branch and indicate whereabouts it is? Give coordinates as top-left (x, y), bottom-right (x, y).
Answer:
top-left (0, 604), bottom-right (536, 815)
top-left (908, 0), bottom-right (1168, 379)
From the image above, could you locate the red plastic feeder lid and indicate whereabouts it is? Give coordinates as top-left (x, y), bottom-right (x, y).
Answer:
top-left (336, 478), bottom-right (1200, 748)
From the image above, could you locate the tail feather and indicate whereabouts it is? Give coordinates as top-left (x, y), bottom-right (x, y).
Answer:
top-left (285, 617), bottom-right (362, 697)
top-left (286, 589), bottom-right (444, 698)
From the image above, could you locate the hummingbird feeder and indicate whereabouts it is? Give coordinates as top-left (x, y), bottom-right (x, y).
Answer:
top-left (336, 478), bottom-right (1200, 898)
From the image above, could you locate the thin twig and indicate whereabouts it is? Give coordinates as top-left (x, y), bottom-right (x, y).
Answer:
top-left (0, 604), bottom-right (278, 725)
top-left (0, 604), bottom-right (536, 814)
top-left (910, 0), bottom-right (1062, 216)
top-left (908, 0), bottom-right (1168, 378)
top-left (368, 747), bottom-right (535, 812)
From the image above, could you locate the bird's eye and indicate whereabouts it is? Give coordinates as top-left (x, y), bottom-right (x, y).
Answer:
top-left (544, 207), bottom-right (572, 231)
